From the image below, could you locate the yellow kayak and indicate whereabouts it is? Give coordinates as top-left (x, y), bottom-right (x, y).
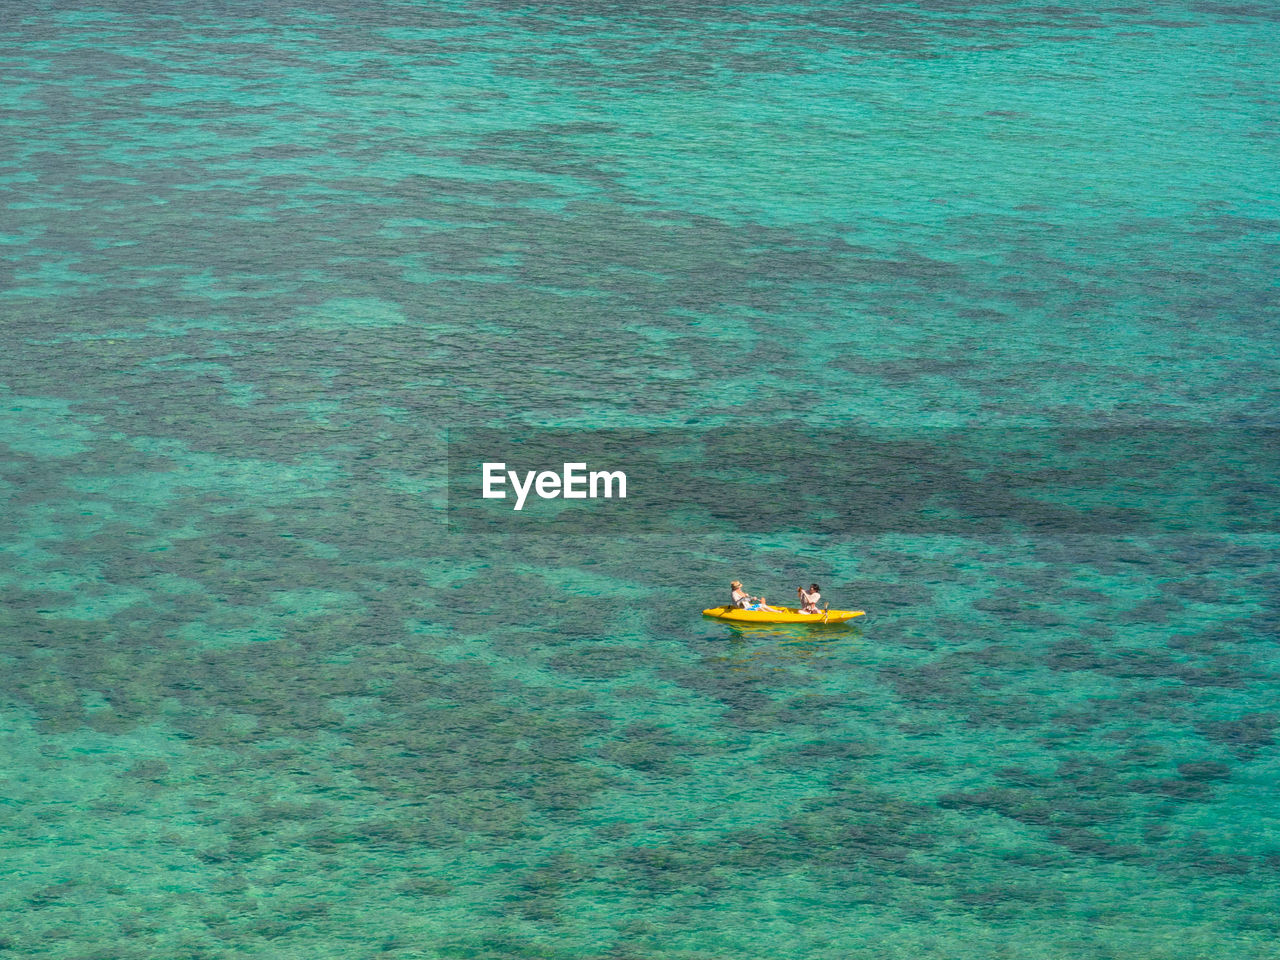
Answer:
top-left (702, 606), bottom-right (865, 625)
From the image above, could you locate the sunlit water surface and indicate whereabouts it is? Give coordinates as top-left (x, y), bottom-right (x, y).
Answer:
top-left (2, 1), bottom-right (1278, 957)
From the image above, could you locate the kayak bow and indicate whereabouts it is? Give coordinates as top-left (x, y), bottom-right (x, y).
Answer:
top-left (702, 606), bottom-right (865, 625)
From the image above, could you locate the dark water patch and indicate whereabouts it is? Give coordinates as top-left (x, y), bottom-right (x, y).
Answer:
top-left (1053, 585), bottom-right (1110, 603)
top-left (996, 765), bottom-right (1055, 788)
top-left (789, 738), bottom-right (879, 764)
top-left (612, 840), bottom-right (720, 896)
top-left (999, 845), bottom-right (1075, 870)
top-left (1173, 655), bottom-right (1258, 688)
top-left (1048, 826), bottom-right (1145, 864)
top-left (1177, 760), bottom-right (1231, 780)
top-left (965, 641), bottom-right (1039, 670)
top-left (1044, 634), bottom-right (1268, 692)
top-left (952, 880), bottom-right (1066, 921)
top-left (1080, 621), bottom-right (1116, 642)
top-left (1117, 685), bottom-right (1199, 722)
top-left (511, 852), bottom-right (599, 922)
top-left (162, 649), bottom-right (361, 736)
top-left (1046, 637), bottom-right (1106, 671)
top-left (960, 694), bottom-right (1042, 730)
top-left (0, 588), bottom-right (78, 615)
top-left (880, 650), bottom-right (1041, 729)
top-left (333, 692), bottom-right (621, 824)
top-left (395, 876), bottom-right (454, 898)
top-left (1169, 628), bottom-right (1236, 654)
top-left (1167, 575), bottom-right (1228, 603)
top-left (939, 751), bottom-right (1190, 865)
top-left (883, 617), bottom-right (947, 650)
top-left (1116, 596), bottom-right (1175, 625)
top-left (448, 596), bottom-right (623, 642)
top-left (85, 707), bottom-right (141, 734)
top-left (25, 880), bottom-right (81, 908)
top-left (658, 661), bottom-right (792, 717)
top-left (605, 787), bottom-right (946, 899)
top-left (1098, 647), bottom-right (1180, 680)
top-left (445, 142), bottom-right (622, 189)
top-left (598, 727), bottom-right (694, 779)
top-left (1117, 741), bottom-right (1169, 767)
top-left (124, 759), bottom-right (171, 782)
top-left (1126, 776), bottom-right (1214, 802)
top-left (1166, 842), bottom-right (1255, 877)
top-left (773, 790), bottom-right (941, 870)
top-left (1193, 1), bottom-right (1280, 23)
top-left (8, 673), bottom-right (90, 734)
top-left (1199, 712), bottom-right (1278, 760)
top-left (939, 787), bottom-right (1056, 826)
top-left (609, 683), bottom-right (662, 705)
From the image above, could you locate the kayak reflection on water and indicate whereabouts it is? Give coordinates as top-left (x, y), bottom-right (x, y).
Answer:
top-left (721, 618), bottom-right (864, 651)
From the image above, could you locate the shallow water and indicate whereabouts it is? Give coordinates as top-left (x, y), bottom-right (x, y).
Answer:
top-left (3, 1), bottom-right (1279, 957)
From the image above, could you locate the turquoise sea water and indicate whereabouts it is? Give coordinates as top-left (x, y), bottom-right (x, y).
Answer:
top-left (3, 1), bottom-right (1279, 956)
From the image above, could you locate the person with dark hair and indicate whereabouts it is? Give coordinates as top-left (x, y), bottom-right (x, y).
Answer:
top-left (797, 583), bottom-right (822, 614)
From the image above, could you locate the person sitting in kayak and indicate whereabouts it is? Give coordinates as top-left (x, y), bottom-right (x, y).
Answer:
top-left (797, 583), bottom-right (822, 614)
top-left (731, 581), bottom-right (778, 612)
